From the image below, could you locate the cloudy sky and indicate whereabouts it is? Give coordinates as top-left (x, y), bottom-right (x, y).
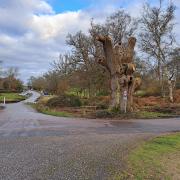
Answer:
top-left (0, 0), bottom-right (179, 82)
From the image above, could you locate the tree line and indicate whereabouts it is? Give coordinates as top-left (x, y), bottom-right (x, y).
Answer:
top-left (28, 0), bottom-right (180, 101)
top-left (0, 65), bottom-right (23, 92)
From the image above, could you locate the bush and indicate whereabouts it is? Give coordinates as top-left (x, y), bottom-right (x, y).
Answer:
top-left (96, 91), bottom-right (109, 96)
top-left (34, 103), bottom-right (47, 112)
top-left (145, 86), bottom-right (161, 96)
top-left (96, 102), bottom-right (108, 109)
top-left (136, 86), bottom-right (161, 97)
top-left (80, 98), bottom-right (89, 106)
top-left (95, 110), bottom-right (113, 118)
top-left (83, 96), bottom-right (109, 109)
top-left (46, 94), bottom-right (82, 107)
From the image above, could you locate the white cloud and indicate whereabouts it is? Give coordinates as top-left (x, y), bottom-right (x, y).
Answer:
top-left (0, 0), bottom-right (179, 82)
top-left (0, 0), bottom-right (114, 82)
top-left (30, 11), bottom-right (90, 40)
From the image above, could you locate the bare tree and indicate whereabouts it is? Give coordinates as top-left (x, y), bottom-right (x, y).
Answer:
top-left (5, 67), bottom-right (19, 90)
top-left (90, 10), bottom-right (138, 46)
top-left (139, 0), bottom-right (176, 97)
top-left (166, 48), bottom-right (180, 102)
top-left (66, 31), bottom-right (92, 69)
top-left (51, 54), bottom-right (72, 75)
top-left (66, 31), bottom-right (108, 97)
top-left (106, 10), bottom-right (138, 44)
top-left (96, 35), bottom-right (139, 112)
top-left (91, 10), bottom-right (139, 111)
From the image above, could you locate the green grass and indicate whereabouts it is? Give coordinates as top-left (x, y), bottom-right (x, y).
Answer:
top-left (0, 93), bottom-right (26, 102)
top-left (95, 110), bottom-right (172, 119)
top-left (117, 133), bottom-right (180, 180)
top-left (66, 88), bottom-right (91, 98)
top-left (28, 103), bottom-right (72, 117)
top-left (135, 111), bottom-right (171, 119)
top-left (40, 108), bottom-right (72, 117)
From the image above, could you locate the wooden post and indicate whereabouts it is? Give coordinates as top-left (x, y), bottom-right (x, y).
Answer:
top-left (3, 97), bottom-right (6, 106)
top-left (123, 90), bottom-right (128, 113)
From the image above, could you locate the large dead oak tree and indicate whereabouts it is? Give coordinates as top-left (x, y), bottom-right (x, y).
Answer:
top-left (96, 35), bottom-right (141, 112)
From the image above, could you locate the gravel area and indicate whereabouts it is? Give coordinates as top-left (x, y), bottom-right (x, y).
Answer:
top-left (0, 91), bottom-right (180, 179)
top-left (0, 134), bottom-right (154, 180)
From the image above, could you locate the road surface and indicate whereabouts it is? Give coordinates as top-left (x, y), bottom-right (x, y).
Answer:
top-left (22, 90), bottom-right (41, 103)
top-left (0, 91), bottom-right (180, 180)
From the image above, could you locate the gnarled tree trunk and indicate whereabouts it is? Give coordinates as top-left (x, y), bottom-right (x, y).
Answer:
top-left (96, 36), bottom-right (120, 108)
top-left (96, 35), bottom-right (140, 112)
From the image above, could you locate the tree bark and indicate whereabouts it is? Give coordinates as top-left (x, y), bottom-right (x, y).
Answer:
top-left (110, 74), bottom-right (120, 108)
top-left (96, 35), bottom-right (120, 108)
top-left (168, 80), bottom-right (175, 103)
top-left (119, 75), bottom-right (128, 112)
top-left (96, 35), bottom-right (139, 112)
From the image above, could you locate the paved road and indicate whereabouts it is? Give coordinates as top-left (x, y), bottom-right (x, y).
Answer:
top-left (0, 92), bottom-right (180, 180)
top-left (22, 90), bottom-right (41, 103)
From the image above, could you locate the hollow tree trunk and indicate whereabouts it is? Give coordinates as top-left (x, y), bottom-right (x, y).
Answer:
top-left (119, 77), bottom-right (133, 113)
top-left (96, 35), bottom-right (139, 112)
top-left (127, 77), bottom-right (137, 112)
top-left (127, 78), bottom-right (134, 112)
top-left (96, 36), bottom-right (119, 108)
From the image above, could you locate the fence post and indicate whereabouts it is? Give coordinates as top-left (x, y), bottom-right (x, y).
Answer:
top-left (123, 90), bottom-right (127, 113)
top-left (3, 97), bottom-right (6, 106)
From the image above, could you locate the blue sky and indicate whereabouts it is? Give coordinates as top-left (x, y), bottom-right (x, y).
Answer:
top-left (48, 0), bottom-right (162, 13)
top-left (49, 0), bottom-right (116, 12)
top-left (48, 0), bottom-right (92, 12)
top-left (0, 0), bottom-right (179, 82)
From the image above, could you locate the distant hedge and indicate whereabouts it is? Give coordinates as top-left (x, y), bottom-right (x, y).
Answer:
top-left (0, 90), bottom-right (22, 93)
top-left (46, 94), bottom-right (82, 107)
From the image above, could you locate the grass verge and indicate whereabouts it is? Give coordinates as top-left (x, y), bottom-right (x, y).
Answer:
top-left (28, 103), bottom-right (72, 117)
top-left (0, 92), bottom-right (26, 103)
top-left (95, 109), bottom-right (173, 119)
top-left (115, 133), bottom-right (180, 179)
top-left (34, 95), bottom-right (178, 119)
top-left (135, 111), bottom-right (173, 119)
